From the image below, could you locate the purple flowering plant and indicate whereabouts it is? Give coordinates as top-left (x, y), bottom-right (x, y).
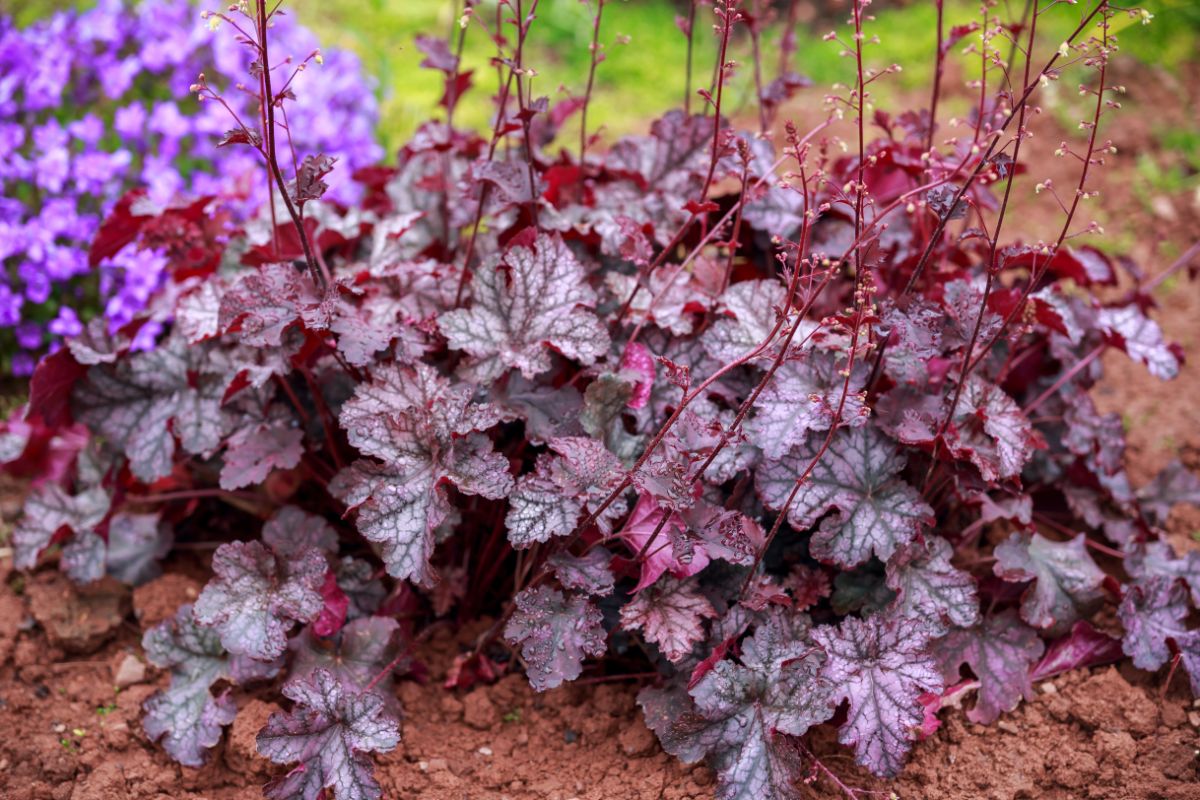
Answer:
top-left (0, 0), bottom-right (380, 376)
top-left (5, 1), bottom-right (1200, 798)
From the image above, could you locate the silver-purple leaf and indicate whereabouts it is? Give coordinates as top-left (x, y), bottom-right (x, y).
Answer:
top-left (646, 610), bottom-right (834, 800)
top-left (12, 484), bottom-right (110, 570)
top-left (814, 614), bottom-right (943, 777)
top-left (932, 609), bottom-right (1045, 724)
top-left (885, 535), bottom-right (979, 635)
top-left (60, 530), bottom-right (106, 584)
top-left (506, 436), bottom-right (626, 548)
top-left (290, 617), bottom-right (405, 707)
top-left (438, 232), bottom-right (609, 381)
top-left (756, 425), bottom-right (933, 568)
top-left (193, 540), bottom-right (327, 660)
top-left (72, 335), bottom-right (224, 482)
top-left (257, 669), bottom-right (400, 800)
top-left (218, 263), bottom-right (322, 348)
top-left (701, 279), bottom-right (789, 364)
top-left (335, 364), bottom-right (512, 584)
top-left (263, 506), bottom-right (339, 557)
top-left (882, 378), bottom-right (1036, 483)
top-left (1118, 577), bottom-right (1200, 694)
top-left (1137, 461), bottom-right (1200, 527)
top-left (106, 511), bottom-right (173, 585)
top-left (746, 354), bottom-right (869, 461)
top-left (1124, 540), bottom-right (1200, 608)
top-left (142, 604), bottom-right (281, 767)
top-left (504, 585), bottom-right (606, 692)
top-left (1098, 304), bottom-right (1182, 380)
top-left (220, 420), bottom-right (304, 491)
top-left (335, 557), bottom-right (387, 621)
top-left (330, 459), bottom-right (446, 587)
top-left (621, 576), bottom-right (717, 662)
top-left (993, 532), bottom-right (1105, 634)
top-left (547, 547), bottom-right (616, 596)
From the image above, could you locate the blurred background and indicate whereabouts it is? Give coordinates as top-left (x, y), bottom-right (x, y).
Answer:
top-left (1, 0), bottom-right (1198, 403)
top-left (6, 0), bottom-right (1199, 152)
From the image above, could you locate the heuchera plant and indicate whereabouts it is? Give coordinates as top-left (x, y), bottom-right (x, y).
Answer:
top-left (6, 0), bottom-right (1200, 798)
top-left (0, 0), bottom-right (380, 375)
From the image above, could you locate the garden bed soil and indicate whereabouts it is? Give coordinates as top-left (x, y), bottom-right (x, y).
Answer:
top-left (0, 564), bottom-right (1198, 800)
top-left (1, 60), bottom-right (1199, 800)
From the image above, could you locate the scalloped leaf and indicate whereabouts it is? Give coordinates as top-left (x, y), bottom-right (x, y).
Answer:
top-left (932, 609), bottom-right (1045, 724)
top-left (105, 511), bottom-right (172, 585)
top-left (335, 364), bottom-right (512, 584)
top-left (621, 576), bottom-right (717, 662)
top-left (142, 604), bottom-right (281, 766)
top-left (1118, 577), bottom-right (1200, 694)
top-left (438, 232), bottom-right (609, 381)
top-left (814, 614), bottom-right (942, 777)
top-left (746, 354), bottom-right (869, 461)
top-left (72, 335), bottom-right (226, 483)
top-left (757, 425), bottom-right (933, 568)
top-left (12, 484), bottom-right (110, 571)
top-left (290, 617), bottom-right (405, 706)
top-left (885, 535), bottom-right (979, 635)
top-left (257, 669), bottom-right (400, 800)
top-left (1137, 461), bottom-right (1200, 527)
top-left (506, 436), bottom-right (626, 548)
top-left (644, 610), bottom-right (834, 800)
top-left (994, 532), bottom-right (1105, 635)
top-left (193, 540), bottom-right (327, 660)
top-left (1099, 304), bottom-right (1182, 380)
top-left (547, 547), bottom-right (615, 596)
top-left (504, 585), bottom-right (606, 692)
top-left (701, 279), bottom-right (789, 364)
top-left (262, 506), bottom-right (339, 557)
top-left (220, 419), bottom-right (304, 491)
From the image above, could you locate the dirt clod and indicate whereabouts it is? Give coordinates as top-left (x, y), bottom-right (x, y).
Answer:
top-left (618, 721), bottom-right (657, 757)
top-left (225, 698), bottom-right (280, 778)
top-left (25, 573), bottom-right (128, 654)
top-left (131, 573), bottom-right (201, 628)
top-left (462, 688), bottom-right (497, 729)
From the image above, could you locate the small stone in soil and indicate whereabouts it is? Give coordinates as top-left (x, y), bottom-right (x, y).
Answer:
top-left (112, 654), bottom-right (146, 688)
top-left (478, 746), bottom-right (493, 756)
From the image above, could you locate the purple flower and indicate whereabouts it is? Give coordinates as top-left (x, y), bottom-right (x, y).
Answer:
top-left (15, 322), bottom-right (42, 350)
top-left (37, 199), bottom-right (81, 237)
top-left (68, 114), bottom-right (105, 146)
top-left (114, 103), bottom-right (147, 139)
top-left (101, 245), bottom-right (169, 331)
top-left (0, 284), bottom-right (23, 327)
top-left (149, 101), bottom-right (190, 142)
top-left (1, 0), bottom-right (381, 368)
top-left (100, 56), bottom-right (141, 98)
top-left (48, 306), bottom-right (83, 338)
top-left (10, 352), bottom-right (35, 377)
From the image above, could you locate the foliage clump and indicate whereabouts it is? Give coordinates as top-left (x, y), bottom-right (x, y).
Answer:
top-left (4, 1), bottom-right (1199, 798)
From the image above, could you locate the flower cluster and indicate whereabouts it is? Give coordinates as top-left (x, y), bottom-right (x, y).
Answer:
top-left (0, 0), bottom-right (381, 375)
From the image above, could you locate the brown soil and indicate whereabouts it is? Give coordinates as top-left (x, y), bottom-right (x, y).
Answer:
top-left (1, 564), bottom-right (1198, 800)
top-left (2, 59), bottom-right (1199, 800)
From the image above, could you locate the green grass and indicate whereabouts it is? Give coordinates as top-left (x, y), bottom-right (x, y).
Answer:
top-left (284, 0), bottom-right (1196, 156)
top-left (8, 0), bottom-right (1199, 155)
